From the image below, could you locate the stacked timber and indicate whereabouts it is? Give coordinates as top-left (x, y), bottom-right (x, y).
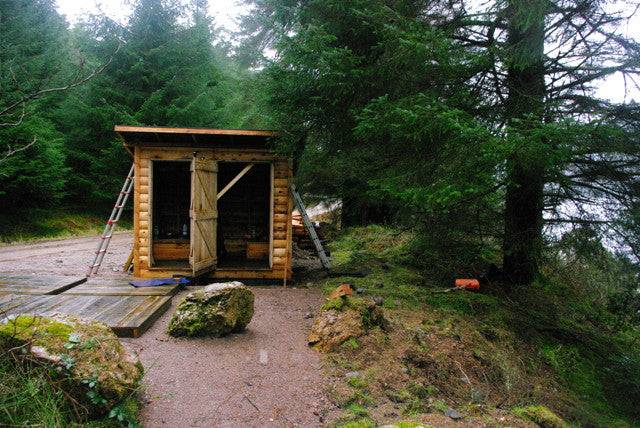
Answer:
top-left (291, 211), bottom-right (326, 250)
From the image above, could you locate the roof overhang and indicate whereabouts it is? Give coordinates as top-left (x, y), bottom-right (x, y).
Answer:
top-left (115, 125), bottom-right (280, 150)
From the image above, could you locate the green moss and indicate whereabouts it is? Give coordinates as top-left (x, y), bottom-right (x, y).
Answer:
top-left (336, 418), bottom-right (376, 428)
top-left (512, 406), bottom-right (568, 428)
top-left (347, 375), bottom-right (368, 389)
top-left (323, 297), bottom-right (349, 311)
top-left (342, 337), bottom-right (360, 350)
top-left (432, 400), bottom-right (449, 413)
top-left (335, 403), bottom-right (375, 428)
top-left (320, 225), bottom-right (640, 427)
top-left (0, 316), bottom-right (74, 351)
top-left (396, 422), bottom-right (435, 428)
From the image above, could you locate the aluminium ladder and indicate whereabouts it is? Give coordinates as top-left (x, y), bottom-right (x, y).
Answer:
top-left (291, 184), bottom-right (331, 271)
top-left (86, 164), bottom-right (135, 277)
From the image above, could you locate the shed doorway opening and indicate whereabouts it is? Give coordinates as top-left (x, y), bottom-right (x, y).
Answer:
top-left (217, 162), bottom-right (272, 270)
top-left (151, 161), bottom-right (191, 269)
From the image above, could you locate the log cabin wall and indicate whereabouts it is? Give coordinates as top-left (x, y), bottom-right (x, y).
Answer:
top-left (132, 145), bottom-right (293, 280)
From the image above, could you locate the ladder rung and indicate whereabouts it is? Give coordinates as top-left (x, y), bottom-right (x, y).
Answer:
top-left (87, 163), bottom-right (135, 278)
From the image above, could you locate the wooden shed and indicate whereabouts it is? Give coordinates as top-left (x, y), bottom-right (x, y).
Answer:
top-left (115, 125), bottom-right (293, 281)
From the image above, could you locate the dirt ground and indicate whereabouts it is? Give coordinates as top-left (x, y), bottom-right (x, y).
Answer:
top-left (0, 233), bottom-right (336, 427)
top-left (0, 232), bottom-right (133, 278)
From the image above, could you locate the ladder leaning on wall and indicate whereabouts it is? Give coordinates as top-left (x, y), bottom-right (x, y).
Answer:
top-left (86, 164), bottom-right (135, 277)
top-left (291, 184), bottom-right (331, 272)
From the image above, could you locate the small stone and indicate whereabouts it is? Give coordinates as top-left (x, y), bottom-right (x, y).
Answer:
top-left (373, 296), bottom-right (384, 306)
top-left (355, 288), bottom-right (366, 294)
top-left (445, 407), bottom-right (463, 420)
top-left (304, 312), bottom-right (314, 319)
top-left (344, 371), bottom-right (361, 379)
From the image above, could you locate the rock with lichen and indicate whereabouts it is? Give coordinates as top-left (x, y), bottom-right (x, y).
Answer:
top-left (308, 295), bottom-right (387, 352)
top-left (167, 281), bottom-right (254, 337)
top-left (0, 314), bottom-right (143, 416)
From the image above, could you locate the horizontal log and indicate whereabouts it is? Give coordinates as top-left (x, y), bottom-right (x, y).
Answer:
top-left (273, 239), bottom-right (288, 248)
top-left (274, 214), bottom-right (288, 223)
top-left (274, 204), bottom-right (289, 214)
top-left (273, 248), bottom-right (286, 257)
top-left (273, 178), bottom-right (289, 187)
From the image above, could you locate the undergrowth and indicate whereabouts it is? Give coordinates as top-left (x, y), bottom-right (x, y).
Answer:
top-left (0, 207), bottom-right (132, 244)
top-left (321, 225), bottom-right (640, 427)
top-left (0, 355), bottom-right (138, 427)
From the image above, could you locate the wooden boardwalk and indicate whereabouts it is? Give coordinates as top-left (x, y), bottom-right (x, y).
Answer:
top-left (0, 275), bottom-right (182, 337)
top-left (0, 274), bottom-right (86, 295)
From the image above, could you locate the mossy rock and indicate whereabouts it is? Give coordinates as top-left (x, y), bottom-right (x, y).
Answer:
top-left (0, 314), bottom-right (143, 417)
top-left (309, 296), bottom-right (388, 352)
top-left (513, 405), bottom-right (568, 428)
top-left (168, 281), bottom-right (254, 337)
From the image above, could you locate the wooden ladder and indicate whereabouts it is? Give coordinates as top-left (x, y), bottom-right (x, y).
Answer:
top-left (87, 164), bottom-right (134, 277)
top-left (291, 184), bottom-right (331, 271)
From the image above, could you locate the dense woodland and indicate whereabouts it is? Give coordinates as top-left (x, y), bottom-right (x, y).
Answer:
top-left (2, 0), bottom-right (640, 425)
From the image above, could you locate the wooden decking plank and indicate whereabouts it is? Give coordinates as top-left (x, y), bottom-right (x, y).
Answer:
top-left (0, 294), bottom-right (35, 313)
top-left (63, 278), bottom-right (181, 297)
top-left (0, 292), bottom-right (173, 338)
top-left (110, 296), bottom-right (172, 337)
top-left (0, 275), bottom-right (86, 295)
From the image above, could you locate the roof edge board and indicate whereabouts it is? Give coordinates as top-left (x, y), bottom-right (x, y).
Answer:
top-left (114, 125), bottom-right (279, 137)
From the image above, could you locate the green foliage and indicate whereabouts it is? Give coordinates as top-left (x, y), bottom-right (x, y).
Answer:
top-left (0, 208), bottom-right (131, 244)
top-left (1, 0), bottom-right (273, 231)
top-left (512, 406), bottom-right (568, 428)
top-left (322, 225), bottom-right (640, 426)
top-left (0, 355), bottom-right (137, 427)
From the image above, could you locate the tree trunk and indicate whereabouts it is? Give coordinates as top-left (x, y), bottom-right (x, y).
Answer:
top-left (502, 0), bottom-right (547, 284)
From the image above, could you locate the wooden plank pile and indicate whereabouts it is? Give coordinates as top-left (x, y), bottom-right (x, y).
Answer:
top-left (292, 211), bottom-right (327, 250)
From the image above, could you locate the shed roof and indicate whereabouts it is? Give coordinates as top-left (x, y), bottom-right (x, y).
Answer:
top-left (115, 125), bottom-right (279, 149)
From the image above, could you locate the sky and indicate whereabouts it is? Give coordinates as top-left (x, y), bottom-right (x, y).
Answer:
top-left (56, 0), bottom-right (248, 33)
top-left (55, 0), bottom-right (638, 102)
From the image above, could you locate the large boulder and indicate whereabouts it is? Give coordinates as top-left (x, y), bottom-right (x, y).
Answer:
top-left (308, 295), bottom-right (387, 352)
top-left (0, 314), bottom-right (143, 416)
top-left (167, 281), bottom-right (254, 337)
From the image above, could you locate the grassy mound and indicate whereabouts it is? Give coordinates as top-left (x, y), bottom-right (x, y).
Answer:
top-left (318, 226), bottom-right (640, 427)
top-left (0, 207), bottom-right (132, 244)
top-left (0, 315), bottom-right (141, 427)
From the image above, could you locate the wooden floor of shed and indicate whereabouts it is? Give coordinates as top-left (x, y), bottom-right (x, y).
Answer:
top-left (0, 275), bottom-right (181, 337)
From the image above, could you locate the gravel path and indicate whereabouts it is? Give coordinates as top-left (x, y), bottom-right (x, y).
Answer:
top-left (0, 232), bottom-right (132, 278)
top-left (0, 234), bottom-right (335, 427)
top-left (124, 287), bottom-right (333, 427)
